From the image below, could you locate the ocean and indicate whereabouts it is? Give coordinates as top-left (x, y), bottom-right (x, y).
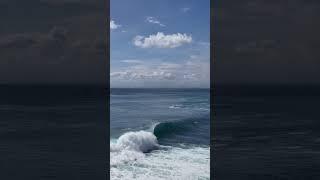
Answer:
top-left (214, 85), bottom-right (320, 180)
top-left (3, 84), bottom-right (318, 179)
top-left (0, 85), bottom-right (108, 179)
top-left (110, 88), bottom-right (210, 180)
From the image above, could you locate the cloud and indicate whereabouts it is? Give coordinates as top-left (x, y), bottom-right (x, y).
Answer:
top-left (181, 7), bottom-right (191, 13)
top-left (48, 26), bottom-right (67, 42)
top-left (0, 34), bottom-right (36, 49)
top-left (110, 20), bottom-right (121, 30)
top-left (133, 32), bottom-right (192, 48)
top-left (110, 69), bottom-right (176, 81)
top-left (0, 25), bottom-right (107, 84)
top-left (120, 59), bottom-right (143, 64)
top-left (111, 37), bottom-right (210, 88)
top-left (234, 40), bottom-right (279, 53)
top-left (110, 63), bottom-right (179, 81)
top-left (111, 57), bottom-right (209, 87)
top-left (145, 16), bottom-right (165, 27)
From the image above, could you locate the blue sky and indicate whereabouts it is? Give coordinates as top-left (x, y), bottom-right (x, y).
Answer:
top-left (110, 0), bottom-right (210, 88)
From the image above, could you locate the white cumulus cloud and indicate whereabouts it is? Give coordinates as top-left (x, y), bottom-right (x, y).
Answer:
top-left (110, 20), bottom-right (121, 30)
top-left (146, 16), bottom-right (165, 27)
top-left (133, 32), bottom-right (192, 48)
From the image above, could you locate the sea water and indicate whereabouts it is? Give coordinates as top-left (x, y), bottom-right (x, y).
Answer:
top-left (110, 88), bottom-right (210, 180)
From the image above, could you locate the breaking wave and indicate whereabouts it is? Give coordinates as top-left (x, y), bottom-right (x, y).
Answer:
top-left (111, 131), bottom-right (159, 166)
top-left (110, 118), bottom-right (210, 179)
top-left (110, 130), bottom-right (210, 180)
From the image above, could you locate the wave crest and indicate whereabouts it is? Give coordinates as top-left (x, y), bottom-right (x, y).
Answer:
top-left (111, 131), bottom-right (159, 153)
top-left (111, 131), bottom-right (159, 166)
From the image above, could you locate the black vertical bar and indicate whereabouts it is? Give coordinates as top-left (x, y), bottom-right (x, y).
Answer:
top-left (105, 0), bottom-right (110, 179)
top-left (210, 0), bottom-right (215, 179)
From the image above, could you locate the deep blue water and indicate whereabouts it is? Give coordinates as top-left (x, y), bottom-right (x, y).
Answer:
top-left (0, 85), bottom-right (107, 179)
top-left (214, 85), bottom-right (320, 180)
top-left (111, 88), bottom-right (210, 145)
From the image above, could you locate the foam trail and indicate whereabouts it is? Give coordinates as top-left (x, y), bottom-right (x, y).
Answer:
top-left (111, 146), bottom-right (210, 180)
top-left (110, 125), bottom-right (210, 179)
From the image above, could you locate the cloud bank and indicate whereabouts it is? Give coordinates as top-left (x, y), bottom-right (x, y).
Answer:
top-left (111, 57), bottom-right (209, 88)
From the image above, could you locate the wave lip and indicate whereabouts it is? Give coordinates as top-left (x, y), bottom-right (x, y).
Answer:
top-left (152, 118), bottom-right (202, 139)
top-left (153, 121), bottom-right (188, 139)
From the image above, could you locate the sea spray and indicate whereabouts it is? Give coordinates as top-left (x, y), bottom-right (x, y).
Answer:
top-left (111, 131), bottom-right (159, 166)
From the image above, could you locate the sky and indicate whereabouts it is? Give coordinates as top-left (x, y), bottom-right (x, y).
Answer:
top-left (0, 0), bottom-right (107, 85)
top-left (214, 0), bottom-right (320, 84)
top-left (3, 0), bottom-right (318, 86)
top-left (110, 0), bottom-right (210, 88)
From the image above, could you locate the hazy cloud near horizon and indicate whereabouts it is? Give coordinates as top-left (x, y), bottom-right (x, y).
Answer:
top-left (111, 55), bottom-right (210, 88)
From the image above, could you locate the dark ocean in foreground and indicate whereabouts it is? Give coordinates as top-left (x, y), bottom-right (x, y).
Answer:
top-left (0, 85), bottom-right (107, 179)
top-left (110, 88), bottom-right (210, 179)
top-left (214, 84), bottom-right (320, 180)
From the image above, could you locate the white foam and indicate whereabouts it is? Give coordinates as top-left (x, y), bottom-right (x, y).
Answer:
top-left (110, 131), bottom-right (159, 166)
top-left (111, 142), bottom-right (210, 179)
top-left (112, 131), bottom-right (159, 152)
top-left (169, 104), bottom-right (209, 112)
top-left (169, 104), bottom-right (183, 109)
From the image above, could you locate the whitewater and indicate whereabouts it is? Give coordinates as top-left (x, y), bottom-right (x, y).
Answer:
top-left (110, 130), bottom-right (210, 180)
